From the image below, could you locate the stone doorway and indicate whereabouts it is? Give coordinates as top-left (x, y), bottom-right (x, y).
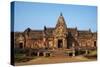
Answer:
top-left (94, 41), bottom-right (96, 47)
top-left (58, 39), bottom-right (63, 48)
top-left (19, 42), bottom-right (23, 48)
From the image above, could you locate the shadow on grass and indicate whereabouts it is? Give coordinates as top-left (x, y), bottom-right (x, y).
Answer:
top-left (15, 53), bottom-right (38, 63)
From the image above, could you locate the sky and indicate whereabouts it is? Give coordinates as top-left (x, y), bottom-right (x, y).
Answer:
top-left (13, 1), bottom-right (97, 32)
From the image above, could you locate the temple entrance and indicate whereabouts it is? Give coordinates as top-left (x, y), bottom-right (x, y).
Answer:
top-left (94, 41), bottom-right (96, 47)
top-left (58, 39), bottom-right (63, 48)
top-left (19, 42), bottom-right (23, 48)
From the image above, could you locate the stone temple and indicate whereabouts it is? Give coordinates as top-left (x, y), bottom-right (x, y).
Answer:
top-left (14, 13), bottom-right (97, 56)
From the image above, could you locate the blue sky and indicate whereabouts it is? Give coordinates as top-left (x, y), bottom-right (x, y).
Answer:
top-left (13, 1), bottom-right (97, 32)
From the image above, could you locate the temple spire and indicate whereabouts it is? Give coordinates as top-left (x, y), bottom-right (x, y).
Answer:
top-left (44, 26), bottom-right (46, 31)
top-left (55, 12), bottom-right (67, 29)
top-left (89, 28), bottom-right (91, 32)
top-left (60, 12), bottom-right (63, 16)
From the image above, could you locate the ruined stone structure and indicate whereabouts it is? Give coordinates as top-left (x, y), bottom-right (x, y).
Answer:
top-left (14, 13), bottom-right (97, 56)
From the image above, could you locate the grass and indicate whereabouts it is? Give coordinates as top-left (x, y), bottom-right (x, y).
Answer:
top-left (88, 50), bottom-right (97, 55)
top-left (15, 53), bottom-right (37, 62)
top-left (84, 50), bottom-right (97, 59)
top-left (14, 49), bottom-right (97, 65)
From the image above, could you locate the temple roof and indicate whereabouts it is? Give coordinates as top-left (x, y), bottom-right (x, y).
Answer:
top-left (67, 28), bottom-right (77, 32)
top-left (78, 30), bottom-right (92, 38)
top-left (30, 30), bottom-right (43, 39)
top-left (45, 27), bottom-right (54, 37)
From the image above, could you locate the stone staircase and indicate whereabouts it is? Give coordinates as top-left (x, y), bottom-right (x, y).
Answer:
top-left (52, 49), bottom-right (66, 57)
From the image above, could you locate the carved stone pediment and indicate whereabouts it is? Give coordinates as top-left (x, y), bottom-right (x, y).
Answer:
top-left (54, 13), bottom-right (67, 37)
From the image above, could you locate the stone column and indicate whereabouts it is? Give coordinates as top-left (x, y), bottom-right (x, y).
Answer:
top-left (72, 42), bottom-right (75, 47)
top-left (54, 38), bottom-right (57, 49)
top-left (43, 52), bottom-right (46, 57)
top-left (63, 38), bottom-right (67, 49)
top-left (72, 43), bottom-right (75, 56)
top-left (50, 53), bottom-right (52, 56)
top-left (37, 52), bottom-right (40, 56)
top-left (85, 50), bottom-right (88, 55)
top-left (72, 49), bottom-right (75, 56)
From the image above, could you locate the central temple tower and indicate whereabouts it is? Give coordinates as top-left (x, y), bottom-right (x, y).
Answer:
top-left (53, 13), bottom-right (68, 49)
